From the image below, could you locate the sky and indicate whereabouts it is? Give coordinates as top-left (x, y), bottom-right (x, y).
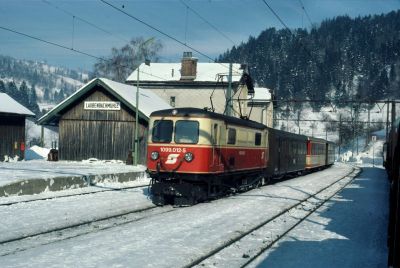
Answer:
top-left (0, 0), bottom-right (399, 72)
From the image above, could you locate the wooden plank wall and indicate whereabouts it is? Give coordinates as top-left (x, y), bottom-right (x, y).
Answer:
top-left (59, 86), bottom-right (148, 163)
top-left (0, 115), bottom-right (25, 160)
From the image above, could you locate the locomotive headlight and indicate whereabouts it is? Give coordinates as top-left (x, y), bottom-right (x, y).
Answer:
top-left (150, 151), bottom-right (159, 160)
top-left (184, 152), bottom-right (194, 162)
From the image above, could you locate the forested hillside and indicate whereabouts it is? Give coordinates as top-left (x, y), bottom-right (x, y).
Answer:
top-left (218, 11), bottom-right (400, 108)
top-left (0, 55), bottom-right (88, 117)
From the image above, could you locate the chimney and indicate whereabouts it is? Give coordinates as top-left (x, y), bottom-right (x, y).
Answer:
top-left (180, 52), bottom-right (197, 80)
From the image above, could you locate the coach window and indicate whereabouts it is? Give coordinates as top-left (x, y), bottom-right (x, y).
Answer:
top-left (152, 120), bottom-right (173, 143)
top-left (175, 120), bottom-right (199, 144)
top-left (227, 128), bottom-right (236, 145)
top-left (255, 133), bottom-right (262, 146)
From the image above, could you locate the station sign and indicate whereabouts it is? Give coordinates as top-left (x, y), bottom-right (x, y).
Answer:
top-left (84, 101), bottom-right (121, 110)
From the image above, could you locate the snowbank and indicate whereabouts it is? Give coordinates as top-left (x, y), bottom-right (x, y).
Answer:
top-left (25, 146), bottom-right (50, 160)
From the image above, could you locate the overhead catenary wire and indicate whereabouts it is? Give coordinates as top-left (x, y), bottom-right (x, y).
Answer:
top-left (99, 0), bottom-right (241, 73)
top-left (179, 0), bottom-right (237, 46)
top-left (0, 25), bottom-right (168, 82)
top-left (298, 0), bottom-right (313, 27)
top-left (42, 0), bottom-right (130, 43)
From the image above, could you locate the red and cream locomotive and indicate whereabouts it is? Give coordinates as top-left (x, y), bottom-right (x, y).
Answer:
top-left (147, 108), bottom-right (335, 205)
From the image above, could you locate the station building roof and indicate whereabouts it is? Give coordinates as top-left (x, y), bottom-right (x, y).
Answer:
top-left (37, 78), bottom-right (171, 126)
top-left (0, 93), bottom-right (35, 116)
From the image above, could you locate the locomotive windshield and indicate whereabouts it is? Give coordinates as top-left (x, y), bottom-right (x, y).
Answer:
top-left (151, 120), bottom-right (199, 144)
top-left (152, 120), bottom-right (173, 143)
top-left (175, 120), bottom-right (199, 144)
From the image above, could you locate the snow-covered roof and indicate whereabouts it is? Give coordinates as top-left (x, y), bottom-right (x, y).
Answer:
top-left (126, 63), bottom-right (244, 83)
top-left (250, 87), bottom-right (272, 100)
top-left (37, 78), bottom-right (171, 125)
top-left (0, 93), bottom-right (35, 116)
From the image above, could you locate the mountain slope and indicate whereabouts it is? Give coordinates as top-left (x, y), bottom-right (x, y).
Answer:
top-left (218, 11), bottom-right (400, 107)
top-left (0, 55), bottom-right (89, 116)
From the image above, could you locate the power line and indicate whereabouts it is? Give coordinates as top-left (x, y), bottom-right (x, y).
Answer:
top-left (99, 0), bottom-right (239, 73)
top-left (298, 0), bottom-right (313, 27)
top-left (260, 0), bottom-right (293, 34)
top-left (0, 25), bottom-right (168, 82)
top-left (42, 0), bottom-right (130, 43)
top-left (179, 0), bottom-right (237, 46)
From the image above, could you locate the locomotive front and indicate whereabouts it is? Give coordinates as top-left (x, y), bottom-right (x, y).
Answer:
top-left (147, 108), bottom-right (215, 205)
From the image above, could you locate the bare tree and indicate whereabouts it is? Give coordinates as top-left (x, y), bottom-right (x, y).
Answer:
top-left (93, 37), bottom-right (163, 82)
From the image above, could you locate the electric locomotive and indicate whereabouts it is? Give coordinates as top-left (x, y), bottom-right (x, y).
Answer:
top-left (147, 107), bottom-right (335, 206)
top-left (147, 108), bottom-right (269, 205)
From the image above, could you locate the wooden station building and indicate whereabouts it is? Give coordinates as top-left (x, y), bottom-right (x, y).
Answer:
top-left (37, 78), bottom-right (170, 163)
top-left (0, 93), bottom-right (35, 161)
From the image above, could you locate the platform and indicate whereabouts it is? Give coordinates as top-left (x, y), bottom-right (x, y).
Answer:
top-left (0, 160), bottom-right (147, 197)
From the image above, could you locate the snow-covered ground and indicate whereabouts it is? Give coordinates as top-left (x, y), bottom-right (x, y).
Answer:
top-left (0, 162), bottom-right (389, 267)
top-left (0, 159), bottom-right (146, 187)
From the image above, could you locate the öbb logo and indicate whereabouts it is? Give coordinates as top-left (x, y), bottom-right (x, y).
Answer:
top-left (165, 154), bottom-right (180, 164)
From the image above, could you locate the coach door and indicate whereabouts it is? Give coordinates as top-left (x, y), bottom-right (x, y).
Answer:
top-left (211, 123), bottom-right (222, 171)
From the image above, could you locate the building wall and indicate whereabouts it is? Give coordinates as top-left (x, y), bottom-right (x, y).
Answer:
top-left (248, 102), bottom-right (274, 127)
top-left (0, 114), bottom-right (26, 161)
top-left (146, 84), bottom-right (248, 117)
top-left (58, 86), bottom-right (147, 163)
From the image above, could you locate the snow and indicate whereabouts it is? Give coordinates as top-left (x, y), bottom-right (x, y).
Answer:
top-left (0, 161), bottom-right (389, 267)
top-left (276, 102), bottom-right (400, 143)
top-left (0, 137), bottom-right (389, 267)
top-left (0, 159), bottom-right (146, 187)
top-left (38, 78), bottom-right (171, 125)
top-left (25, 119), bottom-right (59, 149)
top-left (247, 167), bottom-right (388, 268)
top-left (101, 78), bottom-right (172, 118)
top-left (126, 62), bottom-right (244, 83)
top-left (0, 93), bottom-right (35, 116)
top-left (251, 87), bottom-right (272, 100)
top-left (24, 145), bottom-right (50, 160)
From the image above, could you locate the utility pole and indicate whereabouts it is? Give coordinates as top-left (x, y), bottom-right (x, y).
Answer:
top-left (298, 110), bottom-right (301, 134)
top-left (226, 63), bottom-right (233, 117)
top-left (392, 101), bottom-right (396, 133)
top-left (386, 99), bottom-right (390, 140)
top-left (367, 108), bottom-right (370, 147)
top-left (41, 126), bottom-right (44, 147)
top-left (338, 114), bottom-right (342, 160)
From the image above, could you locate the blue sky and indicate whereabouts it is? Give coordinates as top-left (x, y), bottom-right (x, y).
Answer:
top-left (0, 0), bottom-right (399, 71)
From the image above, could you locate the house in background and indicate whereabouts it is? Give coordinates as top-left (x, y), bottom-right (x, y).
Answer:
top-left (248, 87), bottom-right (273, 127)
top-left (0, 93), bottom-right (35, 161)
top-left (37, 78), bottom-right (170, 163)
top-left (126, 52), bottom-right (273, 126)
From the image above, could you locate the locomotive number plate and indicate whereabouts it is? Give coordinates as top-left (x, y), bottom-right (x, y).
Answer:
top-left (160, 147), bottom-right (187, 153)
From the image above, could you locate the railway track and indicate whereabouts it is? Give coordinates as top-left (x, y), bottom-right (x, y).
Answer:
top-left (184, 166), bottom-right (361, 268)
top-left (0, 184), bottom-right (149, 207)
top-left (0, 204), bottom-right (174, 256)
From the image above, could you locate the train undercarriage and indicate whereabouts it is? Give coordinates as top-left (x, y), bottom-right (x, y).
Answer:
top-left (149, 170), bottom-right (269, 206)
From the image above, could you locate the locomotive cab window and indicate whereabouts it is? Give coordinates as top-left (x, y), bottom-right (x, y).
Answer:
top-left (152, 120), bottom-right (173, 143)
top-left (227, 128), bottom-right (236, 145)
top-left (255, 133), bottom-right (262, 146)
top-left (175, 120), bottom-right (199, 144)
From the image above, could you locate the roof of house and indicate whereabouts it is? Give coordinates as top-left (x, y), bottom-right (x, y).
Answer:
top-left (0, 93), bottom-right (35, 116)
top-left (126, 63), bottom-right (245, 83)
top-left (251, 87), bottom-right (272, 100)
top-left (37, 78), bottom-right (171, 126)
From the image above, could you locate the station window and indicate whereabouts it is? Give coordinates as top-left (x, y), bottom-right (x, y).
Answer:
top-left (227, 128), bottom-right (236, 145)
top-left (255, 133), bottom-right (262, 146)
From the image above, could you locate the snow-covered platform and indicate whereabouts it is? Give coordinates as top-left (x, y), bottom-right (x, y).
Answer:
top-left (0, 159), bottom-right (147, 197)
